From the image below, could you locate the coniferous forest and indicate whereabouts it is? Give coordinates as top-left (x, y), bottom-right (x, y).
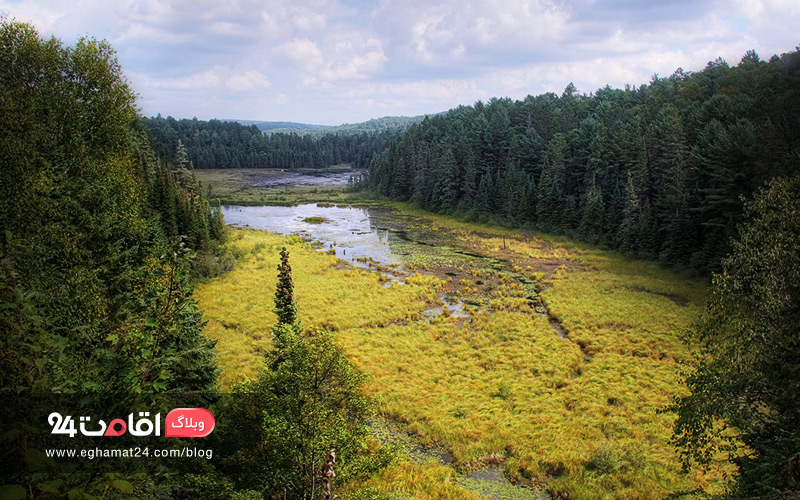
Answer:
top-left (143, 115), bottom-right (402, 170)
top-left (367, 50), bottom-right (800, 273)
top-left (0, 18), bottom-right (226, 494)
top-left (0, 21), bottom-right (226, 396)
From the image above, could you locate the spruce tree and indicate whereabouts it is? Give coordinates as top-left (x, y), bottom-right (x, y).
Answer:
top-left (274, 247), bottom-right (298, 326)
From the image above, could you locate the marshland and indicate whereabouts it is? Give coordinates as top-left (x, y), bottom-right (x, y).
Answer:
top-left (193, 172), bottom-right (728, 499)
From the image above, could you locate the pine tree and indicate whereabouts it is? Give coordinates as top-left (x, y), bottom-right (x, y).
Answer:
top-left (580, 182), bottom-right (604, 242)
top-left (438, 147), bottom-right (460, 213)
top-left (536, 133), bottom-right (567, 231)
top-left (220, 250), bottom-right (377, 500)
top-left (175, 138), bottom-right (189, 169)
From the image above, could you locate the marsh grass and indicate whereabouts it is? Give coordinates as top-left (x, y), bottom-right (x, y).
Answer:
top-left (195, 229), bottom-right (439, 387)
top-left (195, 168), bottom-right (373, 206)
top-left (195, 205), bottom-right (733, 499)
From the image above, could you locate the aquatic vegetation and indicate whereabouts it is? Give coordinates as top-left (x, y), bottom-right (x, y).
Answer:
top-left (195, 205), bottom-right (732, 499)
top-left (195, 168), bottom-right (373, 206)
top-left (195, 229), bottom-right (439, 386)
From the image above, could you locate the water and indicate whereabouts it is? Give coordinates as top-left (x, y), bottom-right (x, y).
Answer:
top-left (422, 294), bottom-right (470, 320)
top-left (220, 203), bottom-right (491, 278)
top-left (244, 170), bottom-right (360, 188)
top-left (221, 203), bottom-right (403, 272)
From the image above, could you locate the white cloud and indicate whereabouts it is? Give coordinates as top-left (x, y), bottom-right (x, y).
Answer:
top-left (373, 0), bottom-right (568, 65)
top-left (115, 22), bottom-right (193, 44)
top-left (273, 38), bottom-right (324, 72)
top-left (2, 0), bottom-right (799, 124)
top-left (274, 34), bottom-right (386, 84)
top-left (134, 69), bottom-right (221, 90)
top-left (338, 78), bottom-right (484, 113)
top-left (225, 70), bottom-right (270, 91)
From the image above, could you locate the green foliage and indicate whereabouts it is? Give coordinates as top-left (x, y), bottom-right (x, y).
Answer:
top-left (0, 18), bottom-right (223, 498)
top-left (142, 115), bottom-right (403, 170)
top-left (0, 18), bottom-right (221, 396)
top-left (670, 174), bottom-right (800, 497)
top-left (274, 247), bottom-right (298, 327)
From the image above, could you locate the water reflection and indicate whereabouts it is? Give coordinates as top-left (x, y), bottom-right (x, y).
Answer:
top-left (221, 204), bottom-right (403, 273)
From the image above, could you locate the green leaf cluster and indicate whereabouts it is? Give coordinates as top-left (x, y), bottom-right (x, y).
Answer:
top-left (670, 174), bottom-right (800, 497)
top-left (0, 18), bottom-right (224, 498)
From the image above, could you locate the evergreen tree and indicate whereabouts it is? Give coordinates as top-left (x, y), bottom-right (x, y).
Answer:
top-left (1, 20), bottom-right (223, 497)
top-left (175, 138), bottom-right (189, 169)
top-left (579, 182), bottom-right (604, 242)
top-left (274, 247), bottom-right (298, 327)
top-left (536, 133), bottom-right (567, 231)
top-left (220, 249), bottom-right (380, 500)
top-left (439, 147), bottom-right (461, 212)
top-left (361, 46), bottom-right (800, 274)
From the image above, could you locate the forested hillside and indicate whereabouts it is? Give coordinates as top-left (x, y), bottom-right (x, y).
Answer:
top-left (236, 115), bottom-right (425, 134)
top-left (367, 49), bottom-right (800, 272)
top-left (143, 115), bottom-right (404, 170)
top-left (0, 20), bottom-right (229, 395)
top-left (0, 19), bottom-right (230, 494)
top-left (0, 21), bottom-right (389, 500)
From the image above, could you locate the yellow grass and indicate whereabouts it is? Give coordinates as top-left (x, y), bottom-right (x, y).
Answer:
top-left (194, 206), bottom-right (733, 499)
top-left (196, 230), bottom-right (438, 387)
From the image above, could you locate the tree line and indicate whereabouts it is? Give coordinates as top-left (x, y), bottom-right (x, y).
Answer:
top-left (143, 115), bottom-right (403, 170)
top-left (366, 48), bottom-right (800, 273)
top-left (0, 20), bottom-right (225, 398)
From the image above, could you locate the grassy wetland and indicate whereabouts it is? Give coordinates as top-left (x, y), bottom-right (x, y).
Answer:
top-left (195, 167), bottom-right (367, 206)
top-left (194, 178), bottom-right (731, 500)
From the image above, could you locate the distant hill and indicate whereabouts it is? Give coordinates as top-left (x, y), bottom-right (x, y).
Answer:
top-left (143, 115), bottom-right (404, 170)
top-left (227, 114), bottom-right (435, 135)
top-left (325, 115), bottom-right (430, 132)
top-left (232, 120), bottom-right (328, 132)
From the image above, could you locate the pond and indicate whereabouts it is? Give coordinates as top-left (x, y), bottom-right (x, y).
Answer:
top-left (221, 203), bottom-right (401, 269)
top-left (220, 203), bottom-right (498, 278)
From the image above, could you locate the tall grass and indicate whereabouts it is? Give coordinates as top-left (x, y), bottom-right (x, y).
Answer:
top-left (195, 206), bottom-right (732, 499)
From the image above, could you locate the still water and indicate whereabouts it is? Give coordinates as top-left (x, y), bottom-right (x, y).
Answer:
top-left (220, 203), bottom-right (402, 270)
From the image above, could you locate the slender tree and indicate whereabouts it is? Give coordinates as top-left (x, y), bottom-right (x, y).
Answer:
top-left (274, 247), bottom-right (298, 327)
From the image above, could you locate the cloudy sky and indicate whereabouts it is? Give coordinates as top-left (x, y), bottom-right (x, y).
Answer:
top-left (2, 0), bottom-right (798, 124)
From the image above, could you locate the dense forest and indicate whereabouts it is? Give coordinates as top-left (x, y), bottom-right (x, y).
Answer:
top-left (238, 114), bottom-right (425, 134)
top-left (366, 49), bottom-right (800, 273)
top-left (0, 21), bottom-right (226, 397)
top-left (1, 19), bottom-right (220, 497)
top-left (0, 20), bottom-right (383, 500)
top-left (143, 115), bottom-right (404, 170)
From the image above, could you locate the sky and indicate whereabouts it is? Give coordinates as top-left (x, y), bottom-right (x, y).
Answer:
top-left (2, 0), bottom-right (798, 125)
